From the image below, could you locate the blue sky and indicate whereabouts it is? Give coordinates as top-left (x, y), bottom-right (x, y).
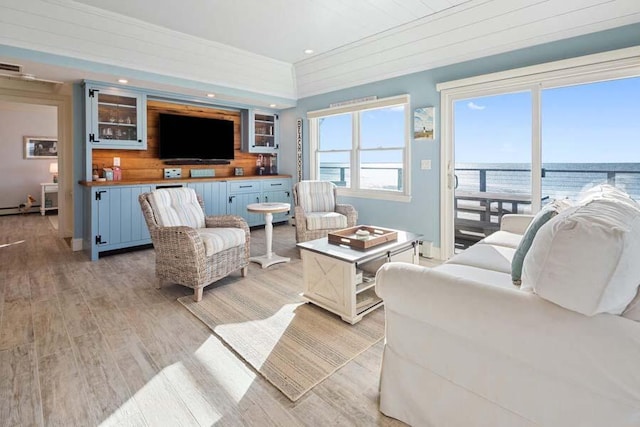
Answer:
top-left (454, 76), bottom-right (640, 164)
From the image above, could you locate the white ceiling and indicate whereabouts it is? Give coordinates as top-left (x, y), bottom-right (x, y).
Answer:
top-left (0, 0), bottom-right (639, 105)
top-left (71, 0), bottom-right (471, 63)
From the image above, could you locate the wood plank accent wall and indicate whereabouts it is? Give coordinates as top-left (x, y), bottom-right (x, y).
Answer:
top-left (91, 100), bottom-right (259, 180)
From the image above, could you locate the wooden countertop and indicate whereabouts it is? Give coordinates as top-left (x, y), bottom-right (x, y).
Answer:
top-left (79, 174), bottom-right (292, 187)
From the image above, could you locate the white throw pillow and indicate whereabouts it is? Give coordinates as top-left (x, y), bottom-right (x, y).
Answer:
top-left (521, 197), bottom-right (640, 316)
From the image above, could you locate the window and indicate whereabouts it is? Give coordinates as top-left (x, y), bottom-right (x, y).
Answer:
top-left (308, 95), bottom-right (410, 201)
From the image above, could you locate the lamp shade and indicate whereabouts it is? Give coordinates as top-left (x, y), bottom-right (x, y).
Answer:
top-left (49, 162), bottom-right (58, 174)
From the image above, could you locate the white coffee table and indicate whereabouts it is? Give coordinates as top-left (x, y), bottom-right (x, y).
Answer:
top-left (247, 202), bottom-right (291, 268)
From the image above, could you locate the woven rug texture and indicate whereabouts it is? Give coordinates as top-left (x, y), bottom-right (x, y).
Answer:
top-left (178, 260), bottom-right (384, 401)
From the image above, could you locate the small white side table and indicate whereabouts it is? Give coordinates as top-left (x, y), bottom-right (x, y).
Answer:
top-left (247, 202), bottom-right (291, 268)
top-left (40, 183), bottom-right (58, 216)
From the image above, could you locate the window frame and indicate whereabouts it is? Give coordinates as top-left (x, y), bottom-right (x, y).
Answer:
top-left (308, 94), bottom-right (411, 202)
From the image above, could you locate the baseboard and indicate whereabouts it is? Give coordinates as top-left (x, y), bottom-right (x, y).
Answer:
top-left (71, 238), bottom-right (83, 251)
top-left (0, 207), bottom-right (39, 215)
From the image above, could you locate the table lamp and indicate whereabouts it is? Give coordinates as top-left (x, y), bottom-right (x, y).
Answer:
top-left (49, 162), bottom-right (58, 183)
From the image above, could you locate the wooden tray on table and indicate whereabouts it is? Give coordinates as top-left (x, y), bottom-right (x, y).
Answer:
top-left (328, 225), bottom-right (398, 250)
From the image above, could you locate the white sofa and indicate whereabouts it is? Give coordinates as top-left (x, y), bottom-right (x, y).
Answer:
top-left (376, 210), bottom-right (640, 427)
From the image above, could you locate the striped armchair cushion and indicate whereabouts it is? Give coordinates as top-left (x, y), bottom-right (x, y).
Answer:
top-left (148, 188), bottom-right (205, 229)
top-left (196, 228), bottom-right (246, 257)
top-left (305, 212), bottom-right (348, 231)
top-left (297, 181), bottom-right (336, 213)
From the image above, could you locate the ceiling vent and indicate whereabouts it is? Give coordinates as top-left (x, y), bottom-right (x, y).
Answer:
top-left (0, 62), bottom-right (22, 73)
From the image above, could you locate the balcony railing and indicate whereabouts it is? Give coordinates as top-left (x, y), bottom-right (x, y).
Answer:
top-left (455, 166), bottom-right (640, 200)
top-left (319, 162), bottom-right (403, 191)
top-left (454, 165), bottom-right (640, 249)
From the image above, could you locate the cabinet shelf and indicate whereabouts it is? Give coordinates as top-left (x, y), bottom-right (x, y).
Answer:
top-left (97, 102), bottom-right (136, 109)
top-left (356, 289), bottom-right (383, 315)
top-left (98, 122), bottom-right (136, 127)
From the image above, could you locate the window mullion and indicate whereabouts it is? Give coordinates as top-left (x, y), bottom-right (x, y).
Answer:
top-left (352, 112), bottom-right (360, 190)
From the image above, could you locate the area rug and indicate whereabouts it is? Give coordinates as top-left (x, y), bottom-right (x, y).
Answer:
top-left (178, 260), bottom-right (385, 401)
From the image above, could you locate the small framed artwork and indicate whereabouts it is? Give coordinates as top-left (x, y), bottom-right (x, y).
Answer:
top-left (414, 107), bottom-right (435, 140)
top-left (24, 136), bottom-right (57, 159)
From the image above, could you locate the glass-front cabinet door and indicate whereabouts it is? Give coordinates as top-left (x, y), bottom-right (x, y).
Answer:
top-left (86, 84), bottom-right (147, 150)
top-left (242, 109), bottom-right (279, 153)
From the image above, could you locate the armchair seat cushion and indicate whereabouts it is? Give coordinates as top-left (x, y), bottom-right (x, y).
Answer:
top-left (305, 212), bottom-right (348, 231)
top-left (196, 227), bottom-right (246, 257)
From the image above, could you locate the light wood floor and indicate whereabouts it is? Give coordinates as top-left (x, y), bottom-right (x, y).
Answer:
top-left (0, 214), bottom-right (417, 427)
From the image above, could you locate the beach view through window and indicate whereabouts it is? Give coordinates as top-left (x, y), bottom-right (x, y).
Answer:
top-left (453, 76), bottom-right (640, 247)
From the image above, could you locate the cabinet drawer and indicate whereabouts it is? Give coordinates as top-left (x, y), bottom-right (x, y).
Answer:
top-left (228, 180), bottom-right (261, 193)
top-left (261, 179), bottom-right (290, 191)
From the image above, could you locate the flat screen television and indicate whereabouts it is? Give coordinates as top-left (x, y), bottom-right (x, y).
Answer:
top-left (158, 113), bottom-right (235, 163)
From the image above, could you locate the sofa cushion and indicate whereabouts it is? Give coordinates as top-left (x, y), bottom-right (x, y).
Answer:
top-left (305, 212), bottom-right (348, 231)
top-left (196, 227), bottom-right (246, 257)
top-left (511, 199), bottom-right (572, 285)
top-left (446, 243), bottom-right (516, 275)
top-left (522, 197), bottom-right (640, 316)
top-left (480, 230), bottom-right (522, 249)
top-left (148, 188), bottom-right (205, 229)
top-left (435, 264), bottom-right (517, 291)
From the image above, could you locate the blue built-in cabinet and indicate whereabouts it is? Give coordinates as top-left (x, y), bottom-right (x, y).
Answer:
top-left (83, 177), bottom-right (292, 260)
top-left (87, 184), bottom-right (152, 261)
top-left (187, 181), bottom-right (227, 216)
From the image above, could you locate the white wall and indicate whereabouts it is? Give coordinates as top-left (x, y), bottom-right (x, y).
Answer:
top-left (0, 100), bottom-right (57, 211)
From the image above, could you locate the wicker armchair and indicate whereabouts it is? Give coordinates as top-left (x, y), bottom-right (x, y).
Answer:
top-left (139, 187), bottom-right (249, 302)
top-left (293, 180), bottom-right (358, 243)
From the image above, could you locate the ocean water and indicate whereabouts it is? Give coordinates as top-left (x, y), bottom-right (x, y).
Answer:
top-left (456, 162), bottom-right (640, 201)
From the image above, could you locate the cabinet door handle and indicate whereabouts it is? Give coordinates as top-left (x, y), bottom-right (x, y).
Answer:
top-left (256, 197), bottom-right (260, 203)
top-left (240, 185), bottom-right (252, 188)
top-left (265, 196), bottom-right (268, 202)
top-left (271, 183), bottom-right (282, 186)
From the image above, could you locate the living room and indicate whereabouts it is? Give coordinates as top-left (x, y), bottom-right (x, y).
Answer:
top-left (1, 1), bottom-right (640, 426)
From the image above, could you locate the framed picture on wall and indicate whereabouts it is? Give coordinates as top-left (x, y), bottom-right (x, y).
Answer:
top-left (24, 136), bottom-right (57, 159)
top-left (414, 107), bottom-right (435, 140)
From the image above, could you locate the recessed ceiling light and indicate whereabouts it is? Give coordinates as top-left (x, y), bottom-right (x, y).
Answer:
top-left (304, 49), bottom-right (314, 54)
top-left (269, 104), bottom-right (277, 108)
top-left (118, 78), bottom-right (128, 84)
top-left (207, 93), bottom-right (216, 98)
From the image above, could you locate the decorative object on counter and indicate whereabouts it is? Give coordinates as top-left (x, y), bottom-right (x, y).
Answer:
top-left (256, 154), bottom-right (266, 175)
top-left (269, 154), bottom-right (278, 175)
top-left (92, 164), bottom-right (99, 181)
top-left (49, 162), bottom-right (58, 183)
top-left (103, 167), bottom-right (114, 181)
top-left (234, 167), bottom-right (244, 176)
top-left (113, 165), bottom-right (122, 180)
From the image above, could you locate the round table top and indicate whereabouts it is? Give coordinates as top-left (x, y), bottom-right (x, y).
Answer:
top-left (246, 202), bottom-right (291, 214)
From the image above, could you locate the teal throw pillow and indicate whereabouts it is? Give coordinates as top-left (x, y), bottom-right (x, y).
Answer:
top-left (511, 201), bottom-right (569, 285)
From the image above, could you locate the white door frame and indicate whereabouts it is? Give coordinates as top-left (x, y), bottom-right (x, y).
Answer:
top-left (0, 80), bottom-right (73, 239)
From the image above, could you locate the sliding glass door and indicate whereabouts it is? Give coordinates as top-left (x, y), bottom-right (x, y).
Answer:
top-left (453, 91), bottom-right (532, 250)
top-left (441, 64), bottom-right (640, 258)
